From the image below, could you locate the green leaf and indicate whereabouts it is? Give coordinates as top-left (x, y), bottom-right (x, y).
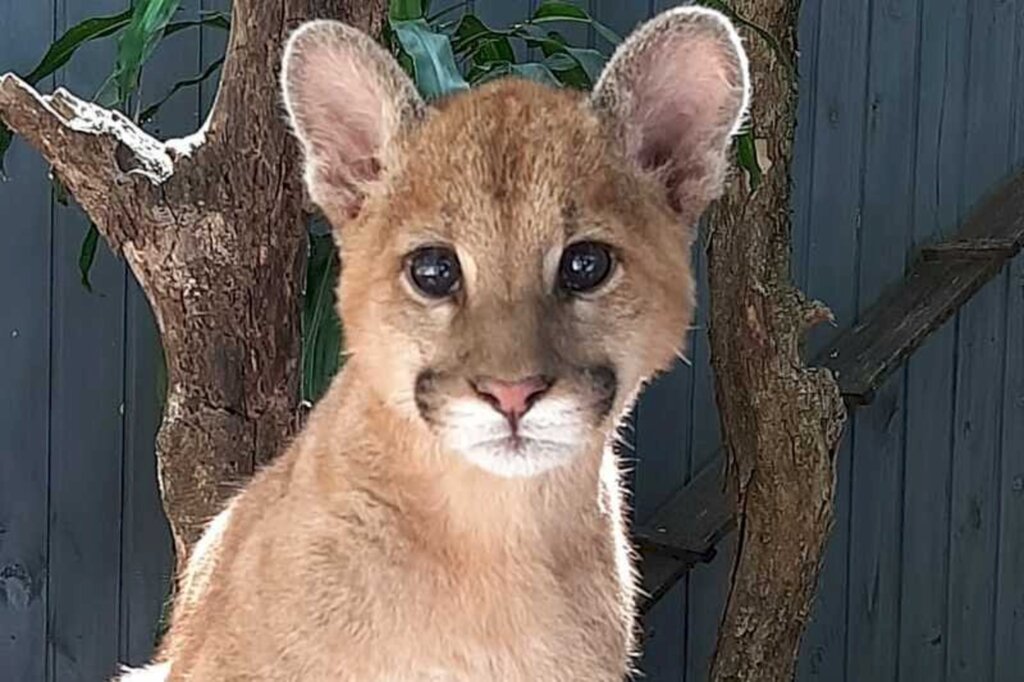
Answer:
top-left (470, 36), bottom-right (516, 66)
top-left (23, 9), bottom-right (134, 86)
top-left (549, 65), bottom-right (589, 89)
top-left (509, 62), bottom-right (561, 88)
top-left (1, 9), bottom-right (136, 174)
top-left (532, 1), bottom-right (588, 21)
top-left (734, 130), bottom-right (762, 192)
top-left (564, 47), bottom-right (604, 84)
top-left (390, 18), bottom-right (469, 99)
top-left (466, 60), bottom-right (509, 86)
top-left (302, 234), bottom-right (344, 404)
top-left (542, 52), bottom-right (576, 71)
top-left (587, 20), bottom-right (621, 48)
top-left (78, 225), bottom-right (100, 292)
top-left (450, 14), bottom-right (494, 54)
top-left (531, 1), bottom-right (621, 46)
top-left (114, 0), bottom-right (182, 103)
top-left (164, 11), bottom-right (231, 37)
top-left (139, 56), bottom-right (224, 124)
top-left (390, 0), bottom-right (424, 21)
top-left (517, 27), bottom-right (604, 88)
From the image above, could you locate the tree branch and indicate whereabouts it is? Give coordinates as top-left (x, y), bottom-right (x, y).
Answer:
top-left (0, 73), bottom-right (172, 249)
top-left (706, 2), bottom-right (847, 680)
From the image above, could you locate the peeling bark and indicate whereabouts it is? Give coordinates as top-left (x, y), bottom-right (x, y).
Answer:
top-left (0, 0), bottom-right (387, 561)
top-left (707, 2), bottom-right (847, 680)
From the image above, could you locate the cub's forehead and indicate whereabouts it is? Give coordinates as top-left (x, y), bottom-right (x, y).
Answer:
top-left (381, 79), bottom-right (625, 246)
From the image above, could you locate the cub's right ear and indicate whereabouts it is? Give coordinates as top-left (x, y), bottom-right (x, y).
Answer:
top-left (281, 20), bottom-right (425, 222)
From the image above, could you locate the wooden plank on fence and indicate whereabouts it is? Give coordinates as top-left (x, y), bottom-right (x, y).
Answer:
top-left (897, 2), bottom-right (969, 676)
top-left (994, 254), bottom-right (1024, 682)
top-left (46, 2), bottom-right (130, 680)
top-left (842, 1), bottom-right (920, 677)
top-left (945, 1), bottom-right (1017, 678)
top-left (821, 197), bottom-right (1024, 407)
top-left (994, 11), bottom-right (1024, 675)
top-left (0, 2), bottom-right (56, 678)
top-left (793, 0), bottom-right (872, 678)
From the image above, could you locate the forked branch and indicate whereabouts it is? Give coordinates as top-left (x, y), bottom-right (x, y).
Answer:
top-left (0, 73), bottom-right (173, 249)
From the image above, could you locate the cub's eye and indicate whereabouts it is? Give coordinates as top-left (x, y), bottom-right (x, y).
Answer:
top-left (407, 246), bottom-right (462, 299)
top-left (558, 241), bottom-right (614, 294)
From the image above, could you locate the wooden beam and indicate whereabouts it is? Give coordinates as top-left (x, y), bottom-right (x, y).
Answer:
top-left (820, 170), bottom-right (1024, 404)
top-left (635, 460), bottom-right (735, 613)
top-left (921, 237), bottom-right (1019, 261)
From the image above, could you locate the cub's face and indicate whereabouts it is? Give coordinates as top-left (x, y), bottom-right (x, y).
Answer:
top-left (282, 9), bottom-right (748, 477)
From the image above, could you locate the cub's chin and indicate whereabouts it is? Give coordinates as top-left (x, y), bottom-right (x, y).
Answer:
top-left (439, 396), bottom-right (590, 478)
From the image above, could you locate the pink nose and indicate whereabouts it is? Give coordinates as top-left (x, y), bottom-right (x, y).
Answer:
top-left (473, 376), bottom-right (552, 423)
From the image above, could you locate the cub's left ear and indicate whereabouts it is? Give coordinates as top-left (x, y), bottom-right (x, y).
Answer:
top-left (590, 7), bottom-right (749, 217)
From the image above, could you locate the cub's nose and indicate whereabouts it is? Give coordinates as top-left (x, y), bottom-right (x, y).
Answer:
top-left (471, 375), bottom-right (553, 424)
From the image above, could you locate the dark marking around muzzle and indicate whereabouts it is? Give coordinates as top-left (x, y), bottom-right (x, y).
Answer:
top-left (414, 368), bottom-right (440, 424)
top-left (584, 364), bottom-right (618, 420)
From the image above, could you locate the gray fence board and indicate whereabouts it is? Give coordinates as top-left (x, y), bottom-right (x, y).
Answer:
top-left (994, 254), bottom-right (1024, 682)
top-left (994, 15), bottom-right (1024, 675)
top-left (199, 0), bottom-right (229, 116)
top-left (0, 1), bottom-right (55, 678)
top-left (944, 0), bottom-right (1017, 679)
top-left (946, 276), bottom-right (1007, 682)
top-left (898, 2), bottom-right (968, 679)
top-left (46, 2), bottom-right (131, 679)
top-left (794, 0), bottom-right (873, 679)
top-left (843, 0), bottom-right (920, 678)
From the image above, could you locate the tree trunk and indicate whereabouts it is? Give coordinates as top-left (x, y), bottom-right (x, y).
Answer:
top-left (0, 0), bottom-right (387, 562)
top-left (707, 2), bottom-right (847, 680)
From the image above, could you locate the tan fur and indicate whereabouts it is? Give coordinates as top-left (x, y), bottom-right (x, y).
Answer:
top-left (120, 8), bottom-right (748, 681)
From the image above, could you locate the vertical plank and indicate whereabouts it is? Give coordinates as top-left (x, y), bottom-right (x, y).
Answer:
top-left (843, 0), bottom-right (921, 679)
top-left (795, 0), bottom-right (872, 678)
top-left (117, 1), bottom-right (204, 665)
top-left (945, 278), bottom-right (1006, 682)
top-left (684, 227), bottom-right (731, 682)
top-left (994, 9), bottom-right (1024, 677)
top-left (118, 285), bottom-right (172, 667)
top-left (898, 0), bottom-right (970, 678)
top-left (993, 255), bottom-right (1024, 682)
top-left (199, 0), bottom-right (230, 119)
top-left (790, 0), bottom-right (822, 289)
top-left (945, 0), bottom-right (1015, 678)
top-left (46, 1), bottom-right (129, 679)
top-left (0, 2), bottom-right (55, 679)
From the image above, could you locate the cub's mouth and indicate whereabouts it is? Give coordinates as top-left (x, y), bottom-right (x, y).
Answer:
top-left (413, 366), bottom-right (617, 478)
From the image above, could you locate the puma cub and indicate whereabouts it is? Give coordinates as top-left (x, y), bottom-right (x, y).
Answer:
top-left (122, 7), bottom-right (748, 681)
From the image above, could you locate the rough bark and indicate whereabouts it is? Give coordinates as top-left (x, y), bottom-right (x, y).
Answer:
top-left (0, 0), bottom-right (386, 561)
top-left (706, 2), bottom-right (847, 680)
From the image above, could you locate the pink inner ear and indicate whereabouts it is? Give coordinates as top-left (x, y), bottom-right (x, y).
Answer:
top-left (294, 52), bottom-right (388, 196)
top-left (604, 26), bottom-right (745, 215)
top-left (632, 36), bottom-right (741, 173)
